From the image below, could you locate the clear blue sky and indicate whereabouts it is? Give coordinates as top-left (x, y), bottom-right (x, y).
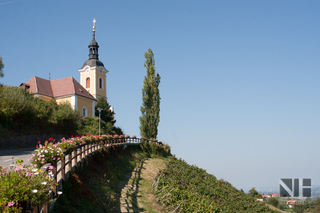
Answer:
top-left (1, 0), bottom-right (319, 192)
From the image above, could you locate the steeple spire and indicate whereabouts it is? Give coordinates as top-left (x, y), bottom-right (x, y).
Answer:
top-left (88, 18), bottom-right (99, 60)
top-left (93, 18), bottom-right (96, 31)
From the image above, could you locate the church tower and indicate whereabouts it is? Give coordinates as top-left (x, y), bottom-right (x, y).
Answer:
top-left (79, 19), bottom-right (109, 100)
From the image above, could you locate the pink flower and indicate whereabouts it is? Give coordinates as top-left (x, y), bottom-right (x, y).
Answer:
top-left (57, 158), bottom-right (60, 160)
top-left (53, 158), bottom-right (56, 160)
top-left (48, 165), bottom-right (54, 170)
top-left (8, 201), bottom-right (15, 207)
top-left (15, 166), bottom-right (22, 171)
top-left (26, 172), bottom-right (33, 177)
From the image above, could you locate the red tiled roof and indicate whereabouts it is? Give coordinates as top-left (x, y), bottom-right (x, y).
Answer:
top-left (24, 76), bottom-right (96, 101)
top-left (26, 76), bottom-right (39, 94)
top-left (287, 200), bottom-right (296, 205)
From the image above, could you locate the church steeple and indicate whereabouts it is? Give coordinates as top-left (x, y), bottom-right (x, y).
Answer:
top-left (79, 18), bottom-right (109, 101)
top-left (88, 18), bottom-right (99, 60)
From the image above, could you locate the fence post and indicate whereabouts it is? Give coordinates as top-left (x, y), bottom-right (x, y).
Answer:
top-left (61, 157), bottom-right (65, 185)
top-left (73, 150), bottom-right (77, 170)
top-left (52, 162), bottom-right (57, 196)
top-left (67, 153), bottom-right (71, 174)
top-left (81, 146), bottom-right (85, 165)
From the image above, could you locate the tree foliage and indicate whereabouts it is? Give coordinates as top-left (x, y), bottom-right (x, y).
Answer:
top-left (0, 56), bottom-right (4, 79)
top-left (248, 187), bottom-right (262, 198)
top-left (268, 197), bottom-right (279, 207)
top-left (95, 97), bottom-right (116, 125)
top-left (139, 48), bottom-right (161, 139)
top-left (0, 86), bottom-right (80, 138)
top-left (90, 97), bottom-right (124, 135)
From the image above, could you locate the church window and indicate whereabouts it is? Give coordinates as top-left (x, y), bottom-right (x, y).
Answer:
top-left (99, 77), bottom-right (103, 89)
top-left (86, 77), bottom-right (90, 88)
top-left (82, 106), bottom-right (88, 117)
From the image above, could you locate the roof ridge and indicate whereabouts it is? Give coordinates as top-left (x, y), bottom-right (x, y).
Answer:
top-left (49, 77), bottom-right (53, 97)
top-left (71, 77), bottom-right (76, 94)
top-left (34, 76), bottom-right (38, 93)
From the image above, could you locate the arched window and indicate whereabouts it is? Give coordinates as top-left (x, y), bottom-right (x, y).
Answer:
top-left (82, 106), bottom-right (88, 117)
top-left (86, 77), bottom-right (90, 88)
top-left (99, 77), bottom-right (103, 89)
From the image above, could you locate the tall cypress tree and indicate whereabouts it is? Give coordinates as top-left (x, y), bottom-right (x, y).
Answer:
top-left (0, 56), bottom-right (4, 79)
top-left (139, 48), bottom-right (161, 139)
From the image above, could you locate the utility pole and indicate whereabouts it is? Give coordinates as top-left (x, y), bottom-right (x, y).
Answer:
top-left (98, 107), bottom-right (103, 136)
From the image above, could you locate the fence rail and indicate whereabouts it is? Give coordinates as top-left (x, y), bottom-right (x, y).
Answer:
top-left (36, 137), bottom-right (158, 213)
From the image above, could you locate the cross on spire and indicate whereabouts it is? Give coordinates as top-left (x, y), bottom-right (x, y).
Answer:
top-left (93, 18), bottom-right (96, 31)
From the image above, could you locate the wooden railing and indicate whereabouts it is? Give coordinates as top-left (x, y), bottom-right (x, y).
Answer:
top-left (37, 137), bottom-right (153, 213)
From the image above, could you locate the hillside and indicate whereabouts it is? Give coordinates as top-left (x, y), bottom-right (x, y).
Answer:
top-left (50, 145), bottom-right (280, 212)
top-left (153, 157), bottom-right (277, 212)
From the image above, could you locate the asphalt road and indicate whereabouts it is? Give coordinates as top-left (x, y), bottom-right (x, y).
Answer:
top-left (0, 147), bottom-right (35, 170)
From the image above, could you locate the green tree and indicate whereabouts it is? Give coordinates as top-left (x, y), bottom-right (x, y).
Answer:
top-left (314, 197), bottom-right (320, 212)
top-left (95, 97), bottom-right (116, 125)
top-left (268, 197), bottom-right (279, 207)
top-left (248, 187), bottom-right (262, 198)
top-left (0, 56), bottom-right (4, 79)
top-left (139, 48), bottom-right (161, 139)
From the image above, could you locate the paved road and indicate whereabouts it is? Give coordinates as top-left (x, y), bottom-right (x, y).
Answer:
top-left (0, 147), bottom-right (35, 170)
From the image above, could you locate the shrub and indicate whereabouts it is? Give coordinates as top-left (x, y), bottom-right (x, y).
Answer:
top-left (51, 102), bottom-right (80, 134)
top-left (268, 197), bottom-right (279, 207)
top-left (32, 140), bottom-right (63, 168)
top-left (0, 159), bottom-right (58, 212)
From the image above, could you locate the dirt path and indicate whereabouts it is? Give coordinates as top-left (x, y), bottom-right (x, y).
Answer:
top-left (117, 158), bottom-right (167, 213)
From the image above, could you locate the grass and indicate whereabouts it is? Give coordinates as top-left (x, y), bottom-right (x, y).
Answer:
top-left (51, 145), bottom-right (170, 213)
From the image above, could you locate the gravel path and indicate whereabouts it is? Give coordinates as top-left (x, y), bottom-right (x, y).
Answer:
top-left (117, 158), bottom-right (167, 213)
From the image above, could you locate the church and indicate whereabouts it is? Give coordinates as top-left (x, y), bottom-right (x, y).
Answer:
top-left (21, 19), bottom-right (108, 118)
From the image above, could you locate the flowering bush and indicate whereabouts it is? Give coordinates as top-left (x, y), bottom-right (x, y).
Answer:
top-left (72, 136), bottom-right (84, 145)
top-left (99, 135), bottom-right (107, 141)
top-left (32, 140), bottom-right (63, 168)
top-left (132, 135), bottom-right (136, 139)
top-left (0, 159), bottom-right (59, 212)
top-left (125, 135), bottom-right (130, 138)
top-left (80, 134), bottom-right (93, 143)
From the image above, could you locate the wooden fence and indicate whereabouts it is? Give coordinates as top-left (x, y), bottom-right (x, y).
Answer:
top-left (35, 137), bottom-right (146, 213)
